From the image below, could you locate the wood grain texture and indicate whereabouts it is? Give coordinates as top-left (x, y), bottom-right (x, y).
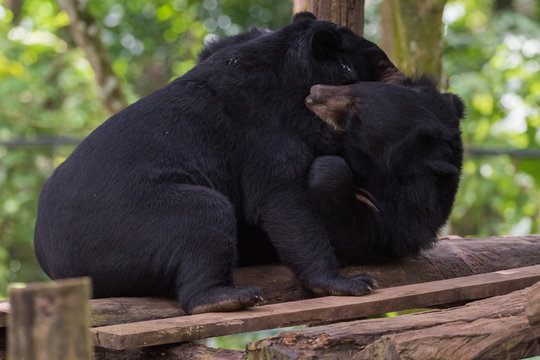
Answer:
top-left (91, 265), bottom-right (540, 350)
top-left (247, 286), bottom-right (540, 359)
top-left (308, 0), bottom-right (365, 36)
top-left (90, 297), bottom-right (184, 327)
top-left (8, 277), bottom-right (93, 360)
top-left (525, 281), bottom-right (540, 340)
top-left (357, 317), bottom-right (537, 360)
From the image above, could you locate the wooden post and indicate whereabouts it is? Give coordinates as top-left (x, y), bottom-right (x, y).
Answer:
top-left (8, 277), bottom-right (93, 360)
top-left (306, 0), bottom-right (365, 36)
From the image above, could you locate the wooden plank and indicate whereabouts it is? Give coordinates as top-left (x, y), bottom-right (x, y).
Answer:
top-left (91, 264), bottom-right (540, 350)
top-left (8, 277), bottom-right (93, 360)
top-left (2, 235), bottom-right (539, 329)
top-left (90, 297), bottom-right (183, 327)
top-left (247, 286), bottom-right (537, 359)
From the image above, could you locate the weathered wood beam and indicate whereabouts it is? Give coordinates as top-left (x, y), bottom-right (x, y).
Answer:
top-left (91, 264), bottom-right (540, 350)
top-left (1, 235), bottom-right (539, 328)
top-left (8, 277), bottom-right (93, 360)
top-left (247, 284), bottom-right (540, 359)
top-left (94, 342), bottom-right (243, 360)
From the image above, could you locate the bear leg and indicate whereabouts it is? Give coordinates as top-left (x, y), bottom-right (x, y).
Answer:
top-left (169, 184), bottom-right (263, 314)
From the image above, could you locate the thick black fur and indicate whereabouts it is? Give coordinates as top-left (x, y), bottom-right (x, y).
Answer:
top-left (307, 79), bottom-right (465, 266)
top-left (34, 13), bottom-right (397, 314)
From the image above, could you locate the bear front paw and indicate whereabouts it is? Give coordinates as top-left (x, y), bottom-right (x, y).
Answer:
top-left (186, 286), bottom-right (263, 315)
top-left (308, 273), bottom-right (376, 296)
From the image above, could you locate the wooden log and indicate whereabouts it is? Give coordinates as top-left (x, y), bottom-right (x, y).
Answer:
top-left (358, 317), bottom-right (537, 360)
top-left (90, 265), bottom-right (540, 350)
top-left (246, 285), bottom-right (540, 359)
top-left (8, 277), bottom-right (93, 360)
top-left (94, 342), bottom-right (243, 360)
top-left (308, 0), bottom-right (365, 36)
top-left (525, 281), bottom-right (540, 340)
top-left (236, 235), bottom-right (540, 306)
top-left (1, 235), bottom-right (538, 328)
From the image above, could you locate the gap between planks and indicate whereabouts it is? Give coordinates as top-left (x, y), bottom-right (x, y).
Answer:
top-left (91, 264), bottom-right (540, 350)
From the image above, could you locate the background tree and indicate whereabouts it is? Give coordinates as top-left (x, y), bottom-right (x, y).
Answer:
top-left (307, 0), bottom-right (365, 36)
top-left (57, 0), bottom-right (127, 113)
top-left (381, 0), bottom-right (447, 84)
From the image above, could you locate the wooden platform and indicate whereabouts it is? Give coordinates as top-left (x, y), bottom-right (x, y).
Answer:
top-left (91, 265), bottom-right (540, 350)
top-left (2, 235), bottom-right (540, 359)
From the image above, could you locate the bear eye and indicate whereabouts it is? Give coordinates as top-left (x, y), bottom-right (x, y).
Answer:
top-left (351, 101), bottom-right (360, 113)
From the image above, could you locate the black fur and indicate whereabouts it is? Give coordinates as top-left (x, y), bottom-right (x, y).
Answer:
top-left (34, 14), bottom-right (396, 313)
top-left (307, 79), bottom-right (464, 266)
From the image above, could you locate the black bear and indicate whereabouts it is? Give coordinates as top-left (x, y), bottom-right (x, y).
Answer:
top-left (34, 12), bottom-right (403, 314)
top-left (305, 78), bottom-right (464, 266)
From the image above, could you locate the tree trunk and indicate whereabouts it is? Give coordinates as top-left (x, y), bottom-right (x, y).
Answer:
top-left (247, 285), bottom-right (540, 359)
top-left (5, 0), bottom-right (23, 24)
top-left (307, 0), bottom-right (365, 36)
top-left (56, 0), bottom-right (128, 114)
top-left (8, 278), bottom-right (93, 360)
top-left (293, 0), bottom-right (308, 13)
top-left (381, 0), bottom-right (447, 85)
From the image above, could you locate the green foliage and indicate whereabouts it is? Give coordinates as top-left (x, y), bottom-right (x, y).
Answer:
top-left (0, 0), bottom-right (107, 294)
top-left (0, 0), bottom-right (291, 296)
top-left (200, 326), bottom-right (304, 350)
top-left (443, 0), bottom-right (540, 235)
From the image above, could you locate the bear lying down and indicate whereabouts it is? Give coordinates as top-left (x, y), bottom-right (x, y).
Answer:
top-left (33, 12), bottom-right (462, 315)
top-left (306, 79), bottom-right (464, 266)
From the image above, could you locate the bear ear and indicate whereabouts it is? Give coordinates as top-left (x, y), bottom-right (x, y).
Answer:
top-left (451, 94), bottom-right (465, 120)
top-left (292, 11), bottom-right (317, 23)
top-left (443, 93), bottom-right (466, 122)
top-left (311, 29), bottom-right (339, 59)
top-left (428, 160), bottom-right (461, 176)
